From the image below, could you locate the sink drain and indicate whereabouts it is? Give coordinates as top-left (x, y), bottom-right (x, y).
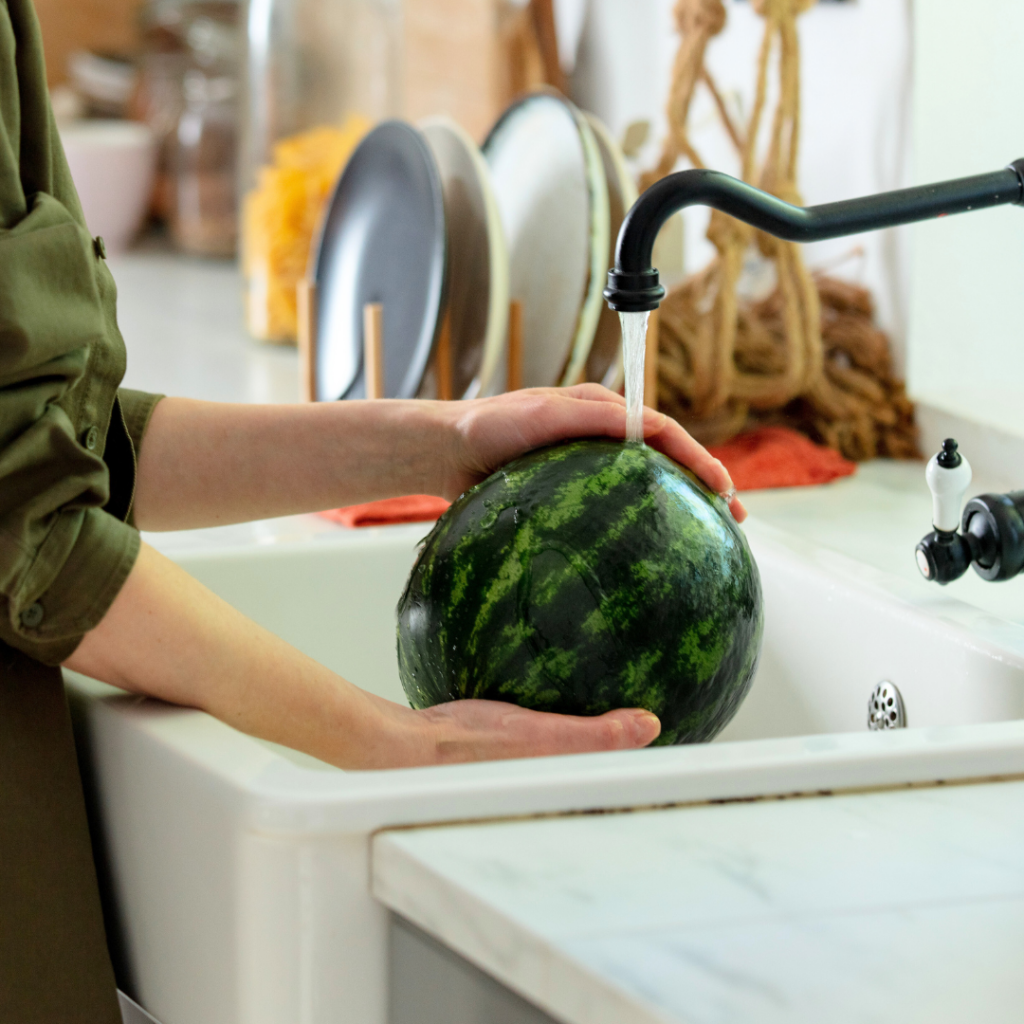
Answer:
top-left (868, 681), bottom-right (906, 730)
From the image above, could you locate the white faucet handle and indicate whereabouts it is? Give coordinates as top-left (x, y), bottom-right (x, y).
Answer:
top-left (925, 438), bottom-right (972, 533)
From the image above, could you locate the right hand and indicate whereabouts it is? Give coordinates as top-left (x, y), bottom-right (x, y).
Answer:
top-left (438, 384), bottom-right (747, 522)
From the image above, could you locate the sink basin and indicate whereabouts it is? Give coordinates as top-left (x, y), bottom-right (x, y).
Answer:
top-left (68, 514), bottom-right (1024, 1024)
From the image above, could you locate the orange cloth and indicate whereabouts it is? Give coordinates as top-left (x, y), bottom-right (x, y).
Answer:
top-left (708, 426), bottom-right (857, 491)
top-left (320, 494), bottom-right (451, 528)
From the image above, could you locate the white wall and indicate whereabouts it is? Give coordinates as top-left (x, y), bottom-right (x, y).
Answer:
top-left (909, 1), bottom-right (1024, 440)
top-left (566, 0), bottom-right (914, 366)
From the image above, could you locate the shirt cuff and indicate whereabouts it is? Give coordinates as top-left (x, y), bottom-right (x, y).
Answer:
top-left (117, 388), bottom-right (163, 529)
top-left (117, 387), bottom-right (164, 455)
top-left (0, 507), bottom-right (140, 665)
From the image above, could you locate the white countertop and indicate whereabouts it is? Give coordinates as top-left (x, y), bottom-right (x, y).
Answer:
top-left (111, 250), bottom-right (299, 404)
top-left (374, 776), bottom-right (1024, 1024)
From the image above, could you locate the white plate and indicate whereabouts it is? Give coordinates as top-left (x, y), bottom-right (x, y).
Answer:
top-left (419, 118), bottom-right (509, 400)
top-left (483, 92), bottom-right (609, 391)
top-left (584, 113), bottom-right (638, 391)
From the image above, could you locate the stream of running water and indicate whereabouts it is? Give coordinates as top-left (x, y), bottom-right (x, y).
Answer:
top-left (620, 310), bottom-right (651, 443)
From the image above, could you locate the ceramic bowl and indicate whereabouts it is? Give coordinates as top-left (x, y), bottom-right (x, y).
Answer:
top-left (59, 120), bottom-right (157, 254)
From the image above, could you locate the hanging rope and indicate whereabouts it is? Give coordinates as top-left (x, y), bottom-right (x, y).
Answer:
top-left (648, 0), bottom-right (917, 460)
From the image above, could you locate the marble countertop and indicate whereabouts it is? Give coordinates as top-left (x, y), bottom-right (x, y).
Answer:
top-left (374, 776), bottom-right (1024, 1024)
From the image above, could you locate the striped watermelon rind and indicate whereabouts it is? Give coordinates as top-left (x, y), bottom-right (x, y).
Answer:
top-left (397, 438), bottom-right (763, 745)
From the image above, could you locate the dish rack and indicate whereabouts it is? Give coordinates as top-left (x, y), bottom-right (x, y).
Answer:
top-left (296, 286), bottom-right (660, 406)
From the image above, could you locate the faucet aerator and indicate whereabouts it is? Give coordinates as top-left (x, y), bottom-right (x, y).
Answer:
top-left (603, 269), bottom-right (665, 313)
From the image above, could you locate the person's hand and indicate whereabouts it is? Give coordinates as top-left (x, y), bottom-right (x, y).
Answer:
top-left (439, 384), bottom-right (746, 522)
top-left (363, 695), bottom-right (662, 768)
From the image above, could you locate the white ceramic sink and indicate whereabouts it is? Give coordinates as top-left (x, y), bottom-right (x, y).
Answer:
top-left (68, 514), bottom-right (1024, 1024)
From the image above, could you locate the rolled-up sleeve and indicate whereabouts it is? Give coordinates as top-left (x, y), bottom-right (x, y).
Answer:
top-left (118, 387), bottom-right (163, 455)
top-left (0, 0), bottom-right (168, 664)
top-left (0, 193), bottom-right (142, 664)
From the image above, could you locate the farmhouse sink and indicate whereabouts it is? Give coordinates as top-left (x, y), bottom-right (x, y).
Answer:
top-left (68, 514), bottom-right (1024, 1024)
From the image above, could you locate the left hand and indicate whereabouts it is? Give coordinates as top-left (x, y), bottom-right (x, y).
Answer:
top-left (439, 384), bottom-right (747, 522)
top-left (66, 544), bottom-right (663, 770)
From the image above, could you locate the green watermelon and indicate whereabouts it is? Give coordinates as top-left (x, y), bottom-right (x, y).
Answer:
top-left (396, 438), bottom-right (763, 745)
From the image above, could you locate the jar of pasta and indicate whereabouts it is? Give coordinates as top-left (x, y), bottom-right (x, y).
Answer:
top-left (240, 0), bottom-right (399, 343)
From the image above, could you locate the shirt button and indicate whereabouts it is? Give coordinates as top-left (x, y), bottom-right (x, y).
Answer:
top-left (83, 425), bottom-right (99, 451)
top-left (21, 602), bottom-right (44, 629)
top-left (93, 236), bottom-right (107, 260)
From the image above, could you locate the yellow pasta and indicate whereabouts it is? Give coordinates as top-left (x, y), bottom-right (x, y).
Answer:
top-left (243, 117), bottom-right (371, 343)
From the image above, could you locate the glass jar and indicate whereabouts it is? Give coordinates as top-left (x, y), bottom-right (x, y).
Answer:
top-left (170, 1), bottom-right (241, 257)
top-left (135, 1), bottom-right (189, 223)
top-left (241, 0), bottom-right (399, 343)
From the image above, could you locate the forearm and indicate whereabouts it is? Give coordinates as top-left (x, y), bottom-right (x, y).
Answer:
top-left (133, 398), bottom-right (456, 531)
top-left (134, 388), bottom-right (745, 533)
top-left (63, 543), bottom-right (659, 768)
top-left (63, 542), bottom-right (419, 768)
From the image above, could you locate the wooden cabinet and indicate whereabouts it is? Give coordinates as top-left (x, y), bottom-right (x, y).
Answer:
top-left (402, 0), bottom-right (558, 142)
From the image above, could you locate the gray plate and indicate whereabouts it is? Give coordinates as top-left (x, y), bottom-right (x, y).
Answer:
top-left (313, 120), bottom-right (447, 401)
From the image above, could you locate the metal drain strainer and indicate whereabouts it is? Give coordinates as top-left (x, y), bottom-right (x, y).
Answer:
top-left (868, 681), bottom-right (906, 730)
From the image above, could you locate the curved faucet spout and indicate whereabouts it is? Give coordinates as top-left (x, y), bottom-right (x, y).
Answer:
top-left (604, 160), bottom-right (1024, 312)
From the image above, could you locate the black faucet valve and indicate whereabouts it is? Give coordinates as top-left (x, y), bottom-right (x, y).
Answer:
top-left (925, 438), bottom-right (973, 534)
top-left (915, 530), bottom-right (972, 585)
top-left (916, 439), bottom-right (1024, 585)
top-left (916, 438), bottom-right (973, 584)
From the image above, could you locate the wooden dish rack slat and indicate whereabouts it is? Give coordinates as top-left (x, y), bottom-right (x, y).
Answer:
top-left (297, 280), bottom-right (659, 405)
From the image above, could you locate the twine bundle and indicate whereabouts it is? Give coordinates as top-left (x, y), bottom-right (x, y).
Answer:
top-left (648, 0), bottom-right (917, 460)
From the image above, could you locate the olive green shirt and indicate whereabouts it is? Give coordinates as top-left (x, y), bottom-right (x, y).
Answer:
top-left (1, 0), bottom-right (162, 665)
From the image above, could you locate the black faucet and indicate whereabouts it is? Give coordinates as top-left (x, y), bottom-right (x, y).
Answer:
top-left (603, 160), bottom-right (1024, 312)
top-left (601, 160), bottom-right (1024, 584)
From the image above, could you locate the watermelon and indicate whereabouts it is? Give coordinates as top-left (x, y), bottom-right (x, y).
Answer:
top-left (396, 439), bottom-right (763, 745)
